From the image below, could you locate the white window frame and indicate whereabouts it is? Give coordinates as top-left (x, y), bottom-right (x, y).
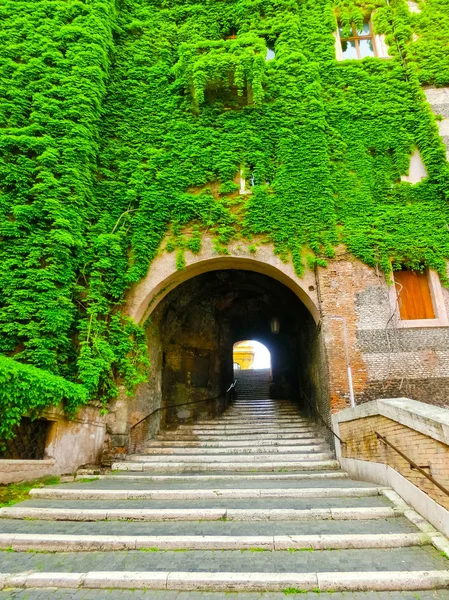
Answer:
top-left (389, 268), bottom-right (449, 328)
top-left (334, 20), bottom-right (390, 61)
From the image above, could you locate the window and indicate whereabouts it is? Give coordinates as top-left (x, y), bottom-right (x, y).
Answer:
top-left (394, 268), bottom-right (435, 320)
top-left (266, 41), bottom-right (275, 61)
top-left (338, 21), bottom-right (376, 59)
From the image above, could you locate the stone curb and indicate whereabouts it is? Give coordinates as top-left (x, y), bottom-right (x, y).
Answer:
top-left (29, 486), bottom-right (385, 501)
top-left (0, 506), bottom-right (402, 522)
top-left (110, 460), bottom-right (341, 472)
top-left (1, 570), bottom-right (448, 591)
top-left (0, 532), bottom-right (428, 552)
top-left (382, 489), bottom-right (449, 559)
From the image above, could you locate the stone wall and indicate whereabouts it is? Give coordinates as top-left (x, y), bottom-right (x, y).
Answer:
top-left (332, 398), bottom-right (449, 535)
top-left (0, 405), bottom-right (105, 484)
top-left (340, 413), bottom-right (449, 510)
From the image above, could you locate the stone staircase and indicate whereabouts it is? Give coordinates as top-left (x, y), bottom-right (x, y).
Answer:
top-left (0, 396), bottom-right (448, 598)
top-left (234, 368), bottom-right (271, 400)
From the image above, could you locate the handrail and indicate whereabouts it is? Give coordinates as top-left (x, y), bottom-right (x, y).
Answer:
top-left (299, 387), bottom-right (346, 446)
top-left (130, 380), bottom-right (237, 432)
top-left (227, 379), bottom-right (237, 394)
top-left (376, 432), bottom-right (449, 498)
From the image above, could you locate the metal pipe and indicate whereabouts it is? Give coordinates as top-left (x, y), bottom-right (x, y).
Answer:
top-left (327, 316), bottom-right (355, 408)
top-left (376, 432), bottom-right (449, 498)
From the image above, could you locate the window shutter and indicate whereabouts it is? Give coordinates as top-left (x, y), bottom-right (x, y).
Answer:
top-left (394, 269), bottom-right (435, 320)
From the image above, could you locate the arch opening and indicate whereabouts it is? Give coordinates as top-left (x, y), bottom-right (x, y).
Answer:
top-left (233, 340), bottom-right (271, 371)
top-left (129, 268), bottom-right (330, 450)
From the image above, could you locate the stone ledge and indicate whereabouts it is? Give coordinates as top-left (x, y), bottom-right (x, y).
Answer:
top-left (0, 459), bottom-right (55, 466)
top-left (334, 398), bottom-right (449, 446)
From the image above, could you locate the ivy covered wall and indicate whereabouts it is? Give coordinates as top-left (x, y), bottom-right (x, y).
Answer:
top-left (1, 0), bottom-right (449, 438)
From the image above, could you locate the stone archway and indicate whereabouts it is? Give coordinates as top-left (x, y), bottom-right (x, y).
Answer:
top-left (104, 235), bottom-right (331, 460)
top-left (125, 235), bottom-right (320, 325)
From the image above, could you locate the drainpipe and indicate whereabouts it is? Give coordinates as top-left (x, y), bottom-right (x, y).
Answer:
top-left (327, 315), bottom-right (355, 409)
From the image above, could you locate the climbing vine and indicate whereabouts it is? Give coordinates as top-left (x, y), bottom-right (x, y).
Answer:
top-left (1, 0), bottom-right (449, 439)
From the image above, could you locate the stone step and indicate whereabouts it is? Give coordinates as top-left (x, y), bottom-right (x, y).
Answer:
top-left (140, 445), bottom-right (328, 454)
top-left (122, 452), bottom-right (335, 463)
top-left (197, 419), bottom-right (309, 425)
top-left (1, 590), bottom-right (448, 599)
top-left (154, 433), bottom-right (319, 441)
top-left (201, 414), bottom-right (307, 420)
top-left (77, 471), bottom-right (349, 482)
top-left (110, 460), bottom-right (341, 472)
top-left (0, 515), bottom-right (419, 536)
top-left (0, 548), bottom-right (447, 592)
top-left (0, 505), bottom-right (403, 521)
top-left (177, 428), bottom-right (317, 435)
top-left (29, 486), bottom-right (385, 501)
top-left (145, 438), bottom-right (327, 448)
top-left (67, 475), bottom-right (368, 491)
top-left (0, 532), bottom-right (428, 552)
top-left (179, 422), bottom-right (313, 429)
top-left (1, 569), bottom-right (449, 593)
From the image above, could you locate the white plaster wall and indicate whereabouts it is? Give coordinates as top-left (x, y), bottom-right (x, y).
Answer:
top-left (0, 405), bottom-right (105, 484)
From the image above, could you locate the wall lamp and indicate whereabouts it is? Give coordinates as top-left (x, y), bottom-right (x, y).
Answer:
top-left (270, 316), bottom-right (280, 335)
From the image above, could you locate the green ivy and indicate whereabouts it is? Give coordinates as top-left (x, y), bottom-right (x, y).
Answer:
top-left (1, 0), bottom-right (449, 440)
top-left (0, 355), bottom-right (88, 442)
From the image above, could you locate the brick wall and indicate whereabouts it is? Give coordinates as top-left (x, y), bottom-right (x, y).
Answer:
top-left (340, 414), bottom-right (449, 510)
top-left (316, 252), bottom-right (449, 411)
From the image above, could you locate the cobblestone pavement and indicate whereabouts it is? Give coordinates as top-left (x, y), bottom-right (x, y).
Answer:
top-left (0, 547), bottom-right (447, 573)
top-left (0, 517), bottom-right (417, 536)
top-left (16, 495), bottom-right (392, 510)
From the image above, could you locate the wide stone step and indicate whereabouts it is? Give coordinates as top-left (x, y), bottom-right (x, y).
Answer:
top-left (1, 589), bottom-right (448, 599)
top-left (122, 453), bottom-right (335, 463)
top-left (65, 476), bottom-right (375, 491)
top-left (199, 416), bottom-right (308, 422)
top-left (0, 505), bottom-right (405, 522)
top-left (29, 486), bottom-right (385, 501)
top-left (138, 445), bottom-right (328, 455)
top-left (76, 471), bottom-right (349, 482)
top-left (0, 548), bottom-right (448, 592)
top-left (1, 570), bottom-right (448, 593)
top-left (155, 432), bottom-right (319, 441)
top-left (0, 515), bottom-right (419, 536)
top-left (178, 428), bottom-right (317, 435)
top-left (179, 422), bottom-right (313, 429)
top-left (112, 459), bottom-right (340, 472)
top-left (1, 570), bottom-right (449, 593)
top-left (145, 438), bottom-right (326, 448)
top-left (0, 532), bottom-right (428, 552)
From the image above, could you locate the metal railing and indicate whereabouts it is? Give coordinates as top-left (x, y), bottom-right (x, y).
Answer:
top-left (130, 380), bottom-right (237, 434)
top-left (376, 432), bottom-right (449, 499)
top-left (0, 417), bottom-right (49, 459)
top-left (298, 388), bottom-right (346, 446)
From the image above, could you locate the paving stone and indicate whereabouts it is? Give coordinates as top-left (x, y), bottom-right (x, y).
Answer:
top-left (0, 517), bottom-right (417, 536)
top-left (15, 496), bottom-right (393, 510)
top-left (0, 547), bottom-right (448, 573)
top-left (54, 478), bottom-right (375, 491)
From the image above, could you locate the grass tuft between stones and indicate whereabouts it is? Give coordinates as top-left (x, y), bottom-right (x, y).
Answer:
top-left (0, 476), bottom-right (60, 508)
